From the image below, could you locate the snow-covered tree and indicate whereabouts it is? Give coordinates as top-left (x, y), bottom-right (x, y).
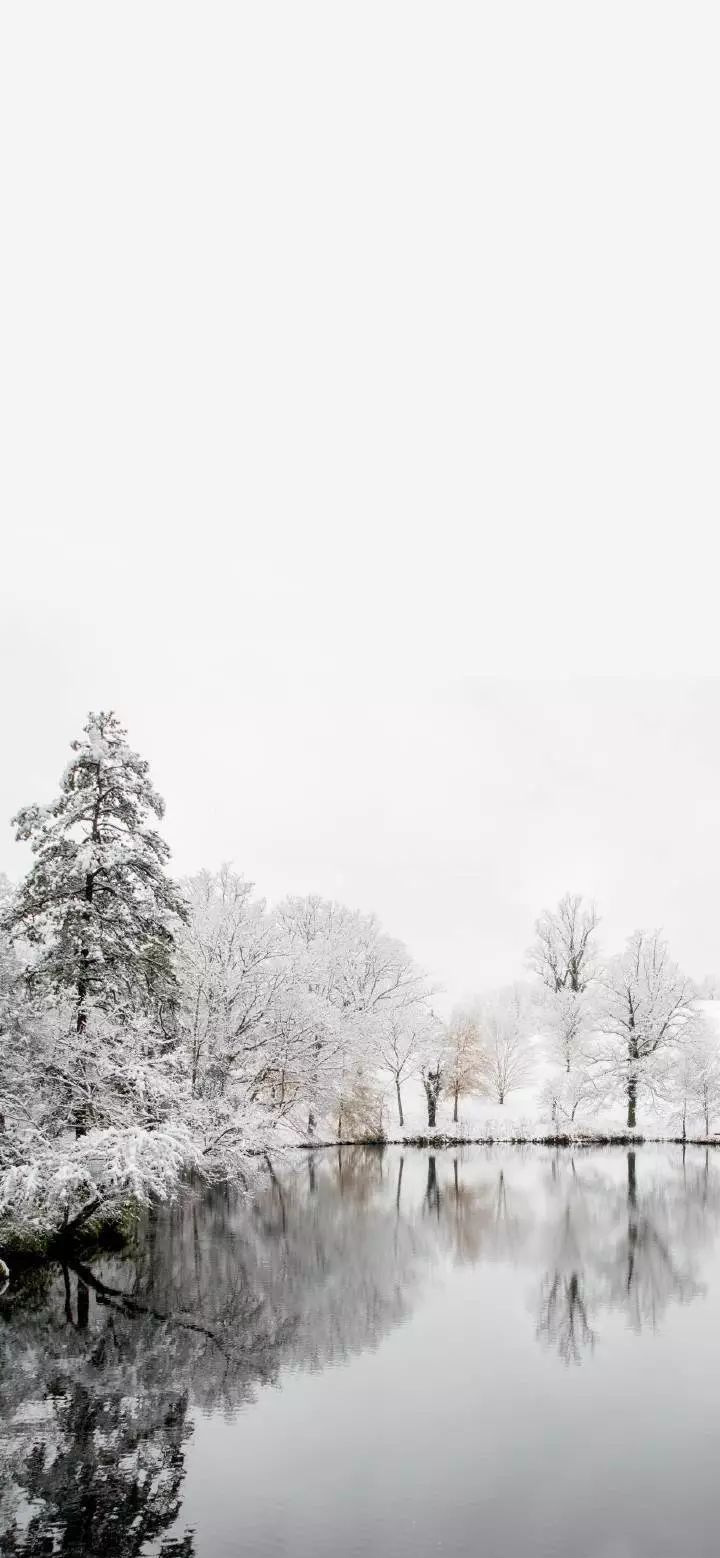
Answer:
top-left (0, 1122), bottom-right (197, 1239)
top-left (374, 1008), bottom-right (438, 1128)
top-left (540, 985), bottom-right (598, 1076)
top-left (529, 893), bottom-right (601, 1139)
top-left (668, 1020), bottom-right (720, 1139)
top-left (444, 1008), bottom-right (487, 1123)
top-left (334, 1063), bottom-right (385, 1141)
top-left (692, 1044), bottom-right (720, 1138)
top-left (0, 875), bottom-right (23, 1049)
top-left (275, 895), bottom-right (428, 1017)
top-left (176, 866), bottom-right (284, 1099)
top-left (540, 1060), bottom-right (599, 1132)
top-left (527, 893), bottom-right (599, 995)
top-left (420, 1057), bottom-right (444, 1129)
top-left (694, 974), bottom-right (720, 1000)
top-left (3, 712), bottom-right (186, 1037)
top-left (599, 930), bottom-right (696, 1129)
top-left (479, 985), bottom-right (533, 1105)
top-left (375, 1013), bottom-right (419, 1129)
top-left (274, 894), bottom-right (431, 1137)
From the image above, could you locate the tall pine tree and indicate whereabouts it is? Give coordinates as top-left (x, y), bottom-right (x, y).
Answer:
top-left (3, 712), bottom-right (186, 1043)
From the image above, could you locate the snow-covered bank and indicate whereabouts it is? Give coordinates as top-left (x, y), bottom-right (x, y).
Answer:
top-left (296, 1129), bottom-right (720, 1148)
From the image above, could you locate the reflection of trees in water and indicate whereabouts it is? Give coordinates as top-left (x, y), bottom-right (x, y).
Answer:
top-left (0, 1148), bottom-right (423, 1554)
top-left (538, 1269), bottom-right (595, 1364)
top-left (535, 1148), bottom-right (720, 1364)
top-left (419, 1152), bottom-right (535, 1266)
top-left (132, 1148), bottom-right (423, 1397)
top-left (536, 1174), bottom-right (596, 1364)
top-left (0, 1265), bottom-right (195, 1557)
top-left (535, 1154), bottom-right (600, 1364)
top-left (405, 1146), bottom-right (720, 1365)
top-left (3, 1145), bottom-right (720, 1548)
top-left (598, 1150), bottom-right (703, 1332)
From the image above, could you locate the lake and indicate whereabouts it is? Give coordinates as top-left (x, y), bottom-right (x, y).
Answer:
top-left (2, 1144), bottom-right (720, 1557)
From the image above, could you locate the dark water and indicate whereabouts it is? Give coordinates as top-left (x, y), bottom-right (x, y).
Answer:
top-left (2, 1146), bottom-right (720, 1558)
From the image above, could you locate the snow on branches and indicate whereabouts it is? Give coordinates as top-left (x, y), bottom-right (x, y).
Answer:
top-left (3, 711), bottom-right (187, 1030)
top-left (0, 1125), bottom-right (198, 1238)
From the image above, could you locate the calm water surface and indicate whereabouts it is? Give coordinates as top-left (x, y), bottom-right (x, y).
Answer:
top-left (2, 1145), bottom-right (720, 1557)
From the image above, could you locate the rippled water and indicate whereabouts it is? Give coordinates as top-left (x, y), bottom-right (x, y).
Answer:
top-left (2, 1145), bottom-right (720, 1557)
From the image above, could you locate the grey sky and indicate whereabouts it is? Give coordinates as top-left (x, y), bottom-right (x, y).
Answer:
top-left (2, 7), bottom-right (719, 1004)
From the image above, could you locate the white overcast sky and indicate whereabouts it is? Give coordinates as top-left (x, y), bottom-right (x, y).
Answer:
top-left (2, 5), bottom-right (719, 1004)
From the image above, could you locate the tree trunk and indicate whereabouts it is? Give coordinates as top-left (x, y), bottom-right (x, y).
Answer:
top-left (425, 1085), bottom-right (437, 1129)
top-left (626, 1150), bottom-right (638, 1290)
top-left (627, 1075), bottom-right (637, 1129)
top-left (77, 867), bottom-right (94, 1033)
top-left (423, 1066), bottom-right (442, 1128)
top-left (395, 1078), bottom-right (404, 1128)
top-left (74, 869), bottom-right (95, 1137)
top-left (75, 953), bottom-right (89, 1138)
top-left (425, 1155), bottom-right (440, 1216)
top-left (627, 1014), bottom-right (638, 1129)
top-left (453, 1086), bottom-right (459, 1124)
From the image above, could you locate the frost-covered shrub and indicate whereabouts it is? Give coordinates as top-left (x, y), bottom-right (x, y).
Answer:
top-left (0, 1125), bottom-right (198, 1240)
top-left (335, 1070), bottom-right (385, 1142)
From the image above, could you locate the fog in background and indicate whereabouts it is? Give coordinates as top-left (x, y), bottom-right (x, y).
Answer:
top-left (2, 5), bottom-right (719, 1003)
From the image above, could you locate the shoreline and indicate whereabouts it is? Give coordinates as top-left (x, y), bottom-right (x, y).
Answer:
top-left (4, 1133), bottom-right (718, 1260)
top-left (295, 1133), bottom-right (720, 1148)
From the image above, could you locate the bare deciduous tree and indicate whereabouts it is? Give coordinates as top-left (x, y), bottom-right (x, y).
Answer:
top-left (541, 1061), bottom-right (600, 1131)
top-left (479, 986), bottom-right (533, 1105)
top-left (694, 974), bottom-right (720, 1001)
top-left (375, 1012), bottom-right (424, 1128)
top-left (670, 1021), bottom-right (720, 1140)
top-left (444, 1008), bottom-right (487, 1123)
top-left (542, 986), bottom-right (598, 1076)
top-left (600, 930), bottom-right (696, 1129)
top-left (527, 893), bottom-right (599, 995)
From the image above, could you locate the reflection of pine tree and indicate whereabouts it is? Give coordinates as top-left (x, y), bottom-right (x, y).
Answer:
top-left (0, 1271), bottom-right (195, 1556)
top-left (18, 1388), bottom-right (191, 1557)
